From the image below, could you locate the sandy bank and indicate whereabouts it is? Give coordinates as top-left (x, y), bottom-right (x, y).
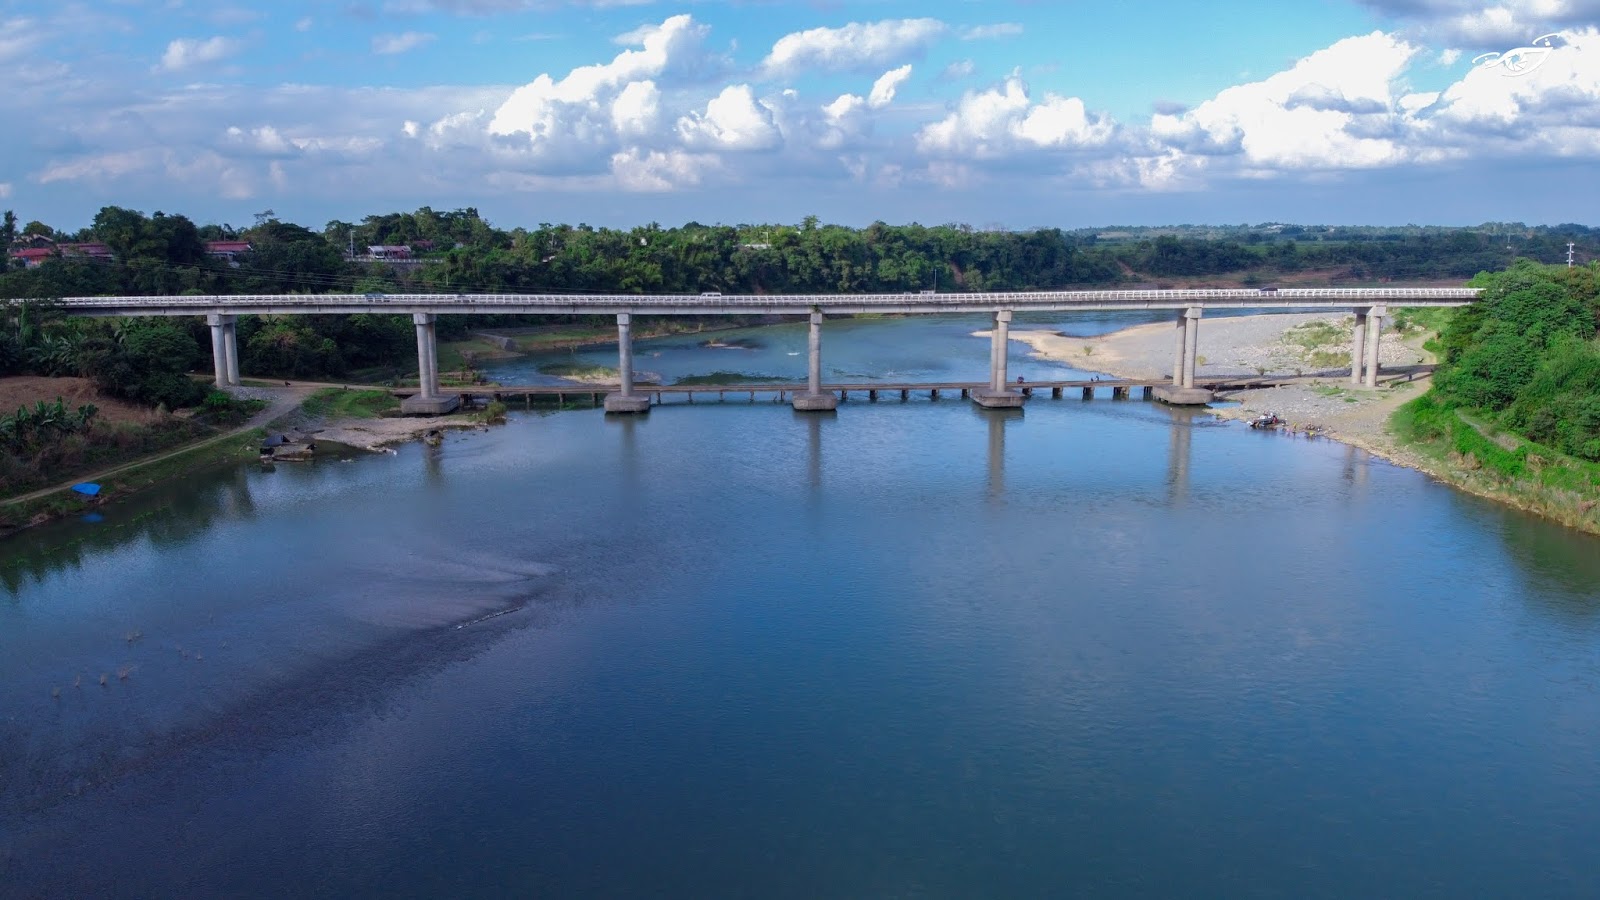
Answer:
top-left (992, 312), bottom-right (1435, 464)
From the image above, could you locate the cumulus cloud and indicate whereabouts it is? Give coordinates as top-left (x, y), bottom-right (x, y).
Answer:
top-left (159, 36), bottom-right (241, 72)
top-left (677, 85), bottom-right (781, 151)
top-left (610, 148), bottom-right (717, 191)
top-left (868, 65), bottom-right (912, 108)
top-left (1355, 0), bottom-right (1600, 46)
top-left (762, 19), bottom-right (946, 76)
top-left (917, 76), bottom-right (1116, 157)
top-left (1149, 32), bottom-right (1418, 169)
top-left (487, 14), bottom-right (707, 143)
top-left (373, 32), bottom-right (436, 55)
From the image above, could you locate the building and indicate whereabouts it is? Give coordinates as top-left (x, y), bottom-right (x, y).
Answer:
top-left (205, 240), bottom-right (253, 265)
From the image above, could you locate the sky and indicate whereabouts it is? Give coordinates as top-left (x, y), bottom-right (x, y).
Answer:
top-left (2, 0), bottom-right (1598, 231)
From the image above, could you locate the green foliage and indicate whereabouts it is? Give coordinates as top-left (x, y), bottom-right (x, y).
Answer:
top-left (0, 397), bottom-right (98, 453)
top-left (1424, 262), bottom-right (1600, 462)
top-left (300, 387), bottom-right (399, 419)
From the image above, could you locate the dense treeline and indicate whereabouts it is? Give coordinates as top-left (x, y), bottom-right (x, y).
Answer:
top-left (1423, 262), bottom-right (1600, 461)
top-left (2, 205), bottom-right (1596, 389)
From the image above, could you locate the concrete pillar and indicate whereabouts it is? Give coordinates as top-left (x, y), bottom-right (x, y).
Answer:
top-left (1364, 306), bottom-right (1386, 388)
top-left (618, 313), bottom-right (636, 397)
top-left (1172, 312), bottom-right (1187, 385)
top-left (222, 319), bottom-right (240, 386)
top-left (412, 313), bottom-right (437, 400)
top-left (990, 309), bottom-right (1012, 391)
top-left (605, 313), bottom-right (650, 413)
top-left (1350, 312), bottom-right (1368, 385)
top-left (793, 309), bottom-right (838, 411)
top-left (1182, 307), bottom-right (1202, 389)
top-left (808, 310), bottom-right (823, 395)
top-left (206, 313), bottom-right (228, 388)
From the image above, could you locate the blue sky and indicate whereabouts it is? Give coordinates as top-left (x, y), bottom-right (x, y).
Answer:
top-left (2, 0), bottom-right (1597, 231)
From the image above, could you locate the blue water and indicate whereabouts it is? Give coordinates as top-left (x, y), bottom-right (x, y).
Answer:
top-left (3, 331), bottom-right (1600, 896)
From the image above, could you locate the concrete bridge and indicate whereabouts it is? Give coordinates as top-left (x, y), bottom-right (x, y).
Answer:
top-left (48, 287), bottom-right (1478, 413)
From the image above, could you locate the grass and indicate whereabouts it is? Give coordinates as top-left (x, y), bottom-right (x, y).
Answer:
top-left (300, 388), bottom-right (399, 419)
top-left (1392, 393), bottom-right (1600, 533)
top-left (0, 425), bottom-right (268, 534)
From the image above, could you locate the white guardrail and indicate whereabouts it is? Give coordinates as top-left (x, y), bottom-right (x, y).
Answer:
top-left (44, 287), bottom-right (1481, 314)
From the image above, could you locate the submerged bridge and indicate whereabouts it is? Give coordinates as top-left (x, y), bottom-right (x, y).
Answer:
top-left (52, 287), bottom-right (1478, 413)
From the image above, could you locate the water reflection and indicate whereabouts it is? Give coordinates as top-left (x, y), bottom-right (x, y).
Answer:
top-left (983, 408), bottom-right (1023, 503)
top-left (1166, 409), bottom-right (1193, 508)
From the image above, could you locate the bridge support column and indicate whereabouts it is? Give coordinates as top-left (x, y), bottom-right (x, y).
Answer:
top-left (206, 313), bottom-right (230, 389)
top-left (1350, 312), bottom-right (1368, 385)
top-left (402, 312), bottom-right (458, 415)
top-left (973, 309), bottom-right (1023, 409)
top-left (1172, 311), bottom-right (1187, 385)
top-left (222, 318), bottom-right (240, 386)
top-left (1363, 305), bottom-right (1386, 388)
top-left (605, 313), bottom-right (651, 414)
top-left (1154, 307), bottom-right (1214, 406)
top-left (1182, 306), bottom-right (1201, 388)
top-left (794, 309), bottom-right (838, 411)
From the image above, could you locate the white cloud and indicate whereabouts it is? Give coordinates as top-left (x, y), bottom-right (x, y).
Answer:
top-left (1439, 47), bottom-right (1462, 64)
top-left (1149, 32), bottom-right (1417, 169)
top-left (869, 65), bottom-right (912, 108)
top-left (940, 59), bottom-right (976, 81)
top-left (295, 18), bottom-right (314, 33)
top-left (0, 182), bottom-right (11, 199)
top-left (488, 14), bottom-right (707, 142)
top-left (917, 76), bottom-right (1115, 157)
top-left (762, 19), bottom-right (947, 76)
top-left (676, 85), bottom-right (781, 151)
top-left (610, 148), bottom-right (717, 191)
top-left (611, 80), bottom-right (661, 137)
top-left (961, 23), bottom-right (1023, 40)
top-left (0, 17), bottom-right (44, 65)
top-left (373, 32), bottom-right (436, 55)
top-left (159, 36), bottom-right (241, 72)
top-left (1356, 0), bottom-right (1600, 45)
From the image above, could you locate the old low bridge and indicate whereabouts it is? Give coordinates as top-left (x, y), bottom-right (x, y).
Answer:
top-left (53, 287), bottom-right (1478, 413)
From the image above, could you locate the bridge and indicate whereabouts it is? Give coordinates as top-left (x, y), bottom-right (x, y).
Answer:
top-left (48, 287), bottom-right (1479, 413)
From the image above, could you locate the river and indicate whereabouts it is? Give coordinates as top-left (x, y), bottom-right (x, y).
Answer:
top-left (4, 316), bottom-right (1599, 897)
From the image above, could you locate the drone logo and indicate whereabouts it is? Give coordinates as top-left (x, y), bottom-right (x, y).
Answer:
top-left (1472, 33), bottom-right (1560, 77)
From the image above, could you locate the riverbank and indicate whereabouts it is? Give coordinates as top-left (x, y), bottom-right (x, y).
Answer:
top-left (1006, 313), bottom-right (1600, 534)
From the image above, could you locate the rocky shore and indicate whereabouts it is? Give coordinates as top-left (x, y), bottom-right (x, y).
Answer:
top-left (1003, 312), bottom-right (1437, 468)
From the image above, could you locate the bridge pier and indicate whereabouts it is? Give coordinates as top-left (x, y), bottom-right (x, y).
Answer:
top-left (205, 314), bottom-right (240, 388)
top-left (973, 310), bottom-right (1024, 409)
top-left (1350, 312), bottom-right (1368, 385)
top-left (402, 313), bottom-right (458, 415)
top-left (1155, 307), bottom-right (1214, 405)
top-left (605, 313), bottom-right (650, 413)
top-left (793, 309), bottom-right (839, 411)
top-left (1362, 305), bottom-right (1386, 388)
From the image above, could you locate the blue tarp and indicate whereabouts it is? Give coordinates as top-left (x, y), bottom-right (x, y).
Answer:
top-left (71, 483), bottom-right (101, 497)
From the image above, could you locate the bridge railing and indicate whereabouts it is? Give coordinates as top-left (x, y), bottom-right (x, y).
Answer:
top-left (48, 286), bottom-right (1481, 312)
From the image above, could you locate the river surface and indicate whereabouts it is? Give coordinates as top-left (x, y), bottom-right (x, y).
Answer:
top-left (4, 317), bottom-right (1600, 897)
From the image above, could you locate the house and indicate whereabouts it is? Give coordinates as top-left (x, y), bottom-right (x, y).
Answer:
top-left (8, 247), bottom-right (57, 268)
top-left (205, 240), bottom-right (253, 262)
top-left (366, 245), bottom-right (413, 260)
top-left (59, 242), bottom-right (115, 261)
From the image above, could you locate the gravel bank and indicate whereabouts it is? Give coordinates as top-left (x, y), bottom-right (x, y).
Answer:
top-left (1001, 312), bottom-right (1437, 466)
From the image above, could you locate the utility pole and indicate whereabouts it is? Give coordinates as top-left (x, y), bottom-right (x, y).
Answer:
top-left (1568, 242), bottom-right (1576, 268)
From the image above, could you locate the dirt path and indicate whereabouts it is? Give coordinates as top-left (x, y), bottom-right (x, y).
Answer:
top-left (2, 385), bottom-right (311, 508)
